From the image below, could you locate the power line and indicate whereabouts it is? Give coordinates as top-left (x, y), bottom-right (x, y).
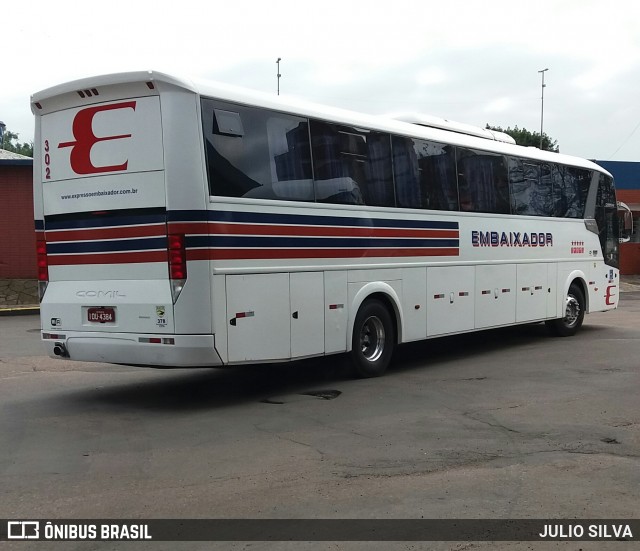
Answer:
top-left (609, 119), bottom-right (640, 160)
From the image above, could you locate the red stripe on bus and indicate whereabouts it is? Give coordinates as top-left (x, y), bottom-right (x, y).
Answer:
top-left (169, 221), bottom-right (459, 239)
top-left (186, 249), bottom-right (213, 261)
top-left (208, 222), bottom-right (458, 239)
top-left (48, 248), bottom-right (459, 264)
top-left (197, 248), bottom-right (459, 260)
top-left (167, 222), bottom-right (210, 234)
top-left (47, 251), bottom-right (168, 265)
top-left (46, 225), bottom-right (167, 242)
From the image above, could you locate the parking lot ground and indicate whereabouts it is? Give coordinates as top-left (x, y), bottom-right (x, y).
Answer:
top-left (0, 293), bottom-right (638, 551)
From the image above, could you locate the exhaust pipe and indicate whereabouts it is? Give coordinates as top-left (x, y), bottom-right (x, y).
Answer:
top-left (53, 342), bottom-right (69, 358)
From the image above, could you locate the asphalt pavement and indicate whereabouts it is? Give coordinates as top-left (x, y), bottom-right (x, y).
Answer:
top-left (0, 285), bottom-right (638, 550)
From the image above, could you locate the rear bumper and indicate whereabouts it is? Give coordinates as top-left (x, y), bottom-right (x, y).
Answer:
top-left (42, 331), bottom-right (223, 367)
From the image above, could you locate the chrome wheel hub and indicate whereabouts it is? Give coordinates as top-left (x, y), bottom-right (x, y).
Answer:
top-left (360, 316), bottom-right (385, 362)
top-left (564, 295), bottom-right (581, 327)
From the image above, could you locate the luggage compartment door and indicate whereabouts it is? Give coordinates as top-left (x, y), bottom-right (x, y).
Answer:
top-left (227, 274), bottom-right (290, 363)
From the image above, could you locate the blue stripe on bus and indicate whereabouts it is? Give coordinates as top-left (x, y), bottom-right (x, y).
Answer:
top-left (186, 236), bottom-right (459, 249)
top-left (46, 237), bottom-right (167, 254)
top-left (45, 212), bottom-right (166, 230)
top-left (168, 210), bottom-right (459, 230)
top-left (45, 210), bottom-right (459, 232)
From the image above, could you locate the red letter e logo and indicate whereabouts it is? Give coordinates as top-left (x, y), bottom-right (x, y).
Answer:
top-left (58, 101), bottom-right (136, 175)
top-left (605, 285), bottom-right (617, 306)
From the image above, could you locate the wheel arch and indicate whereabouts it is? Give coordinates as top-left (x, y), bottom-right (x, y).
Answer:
top-left (346, 282), bottom-right (402, 353)
top-left (563, 270), bottom-right (589, 314)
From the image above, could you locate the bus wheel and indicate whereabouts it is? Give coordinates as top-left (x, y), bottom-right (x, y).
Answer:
top-left (546, 283), bottom-right (585, 337)
top-left (350, 299), bottom-right (395, 378)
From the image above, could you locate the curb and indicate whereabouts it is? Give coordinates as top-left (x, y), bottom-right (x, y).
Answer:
top-left (0, 306), bottom-right (40, 317)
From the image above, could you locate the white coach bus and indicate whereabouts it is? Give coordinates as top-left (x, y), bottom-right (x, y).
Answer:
top-left (31, 71), bottom-right (620, 377)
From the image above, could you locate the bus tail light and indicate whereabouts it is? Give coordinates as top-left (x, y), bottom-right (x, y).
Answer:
top-left (36, 237), bottom-right (49, 301)
top-left (168, 233), bottom-right (187, 304)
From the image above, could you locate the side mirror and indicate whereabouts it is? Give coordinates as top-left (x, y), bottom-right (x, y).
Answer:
top-left (618, 202), bottom-right (633, 243)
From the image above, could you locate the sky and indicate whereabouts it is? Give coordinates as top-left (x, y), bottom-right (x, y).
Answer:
top-left (3, 0), bottom-right (640, 161)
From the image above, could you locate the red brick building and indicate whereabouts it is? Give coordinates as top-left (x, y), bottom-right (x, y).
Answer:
top-left (0, 150), bottom-right (36, 278)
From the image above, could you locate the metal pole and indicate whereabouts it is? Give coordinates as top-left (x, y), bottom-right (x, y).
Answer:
top-left (276, 58), bottom-right (281, 96)
top-left (538, 68), bottom-right (548, 149)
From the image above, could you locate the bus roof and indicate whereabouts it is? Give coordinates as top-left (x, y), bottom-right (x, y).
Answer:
top-left (32, 70), bottom-right (611, 178)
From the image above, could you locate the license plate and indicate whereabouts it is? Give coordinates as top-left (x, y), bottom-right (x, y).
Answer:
top-left (87, 307), bottom-right (115, 323)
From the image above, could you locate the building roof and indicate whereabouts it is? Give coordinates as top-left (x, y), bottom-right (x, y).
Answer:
top-left (0, 149), bottom-right (33, 166)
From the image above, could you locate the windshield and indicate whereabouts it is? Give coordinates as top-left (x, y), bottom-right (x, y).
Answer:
top-left (596, 174), bottom-right (619, 268)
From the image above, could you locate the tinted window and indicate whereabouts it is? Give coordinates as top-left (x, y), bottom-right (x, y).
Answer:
top-left (559, 167), bottom-right (591, 218)
top-left (509, 159), bottom-right (592, 218)
top-left (202, 99), bottom-right (313, 201)
top-left (201, 97), bottom-right (596, 220)
top-left (509, 158), bottom-right (534, 215)
top-left (509, 158), bottom-right (573, 217)
top-left (310, 120), bottom-right (394, 206)
top-left (457, 149), bottom-right (510, 213)
top-left (596, 174), bottom-right (619, 267)
top-left (392, 137), bottom-right (458, 210)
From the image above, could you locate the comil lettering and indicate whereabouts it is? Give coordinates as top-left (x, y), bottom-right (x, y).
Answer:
top-left (472, 231), bottom-right (553, 248)
top-left (76, 290), bottom-right (127, 298)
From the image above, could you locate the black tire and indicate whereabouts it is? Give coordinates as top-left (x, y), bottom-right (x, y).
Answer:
top-left (350, 299), bottom-right (395, 378)
top-left (546, 282), bottom-right (585, 337)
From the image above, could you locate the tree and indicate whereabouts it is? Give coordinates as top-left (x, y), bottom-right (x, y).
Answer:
top-left (0, 129), bottom-right (33, 157)
top-left (486, 124), bottom-right (559, 152)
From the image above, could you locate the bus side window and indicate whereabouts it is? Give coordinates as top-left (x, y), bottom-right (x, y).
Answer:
top-left (535, 163), bottom-right (554, 216)
top-left (310, 121), bottom-right (394, 207)
top-left (364, 132), bottom-right (395, 207)
top-left (551, 164), bottom-right (566, 216)
top-left (202, 98), bottom-right (314, 201)
top-left (562, 167), bottom-right (591, 218)
top-left (509, 157), bottom-right (544, 215)
top-left (392, 136), bottom-right (421, 208)
top-left (509, 158), bottom-right (592, 219)
top-left (266, 117), bottom-right (314, 201)
top-left (508, 156), bottom-right (524, 214)
top-left (392, 137), bottom-right (459, 211)
top-left (457, 148), bottom-right (510, 214)
top-left (421, 142), bottom-right (459, 211)
top-left (202, 100), bottom-right (261, 198)
top-left (310, 120), bottom-right (363, 205)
